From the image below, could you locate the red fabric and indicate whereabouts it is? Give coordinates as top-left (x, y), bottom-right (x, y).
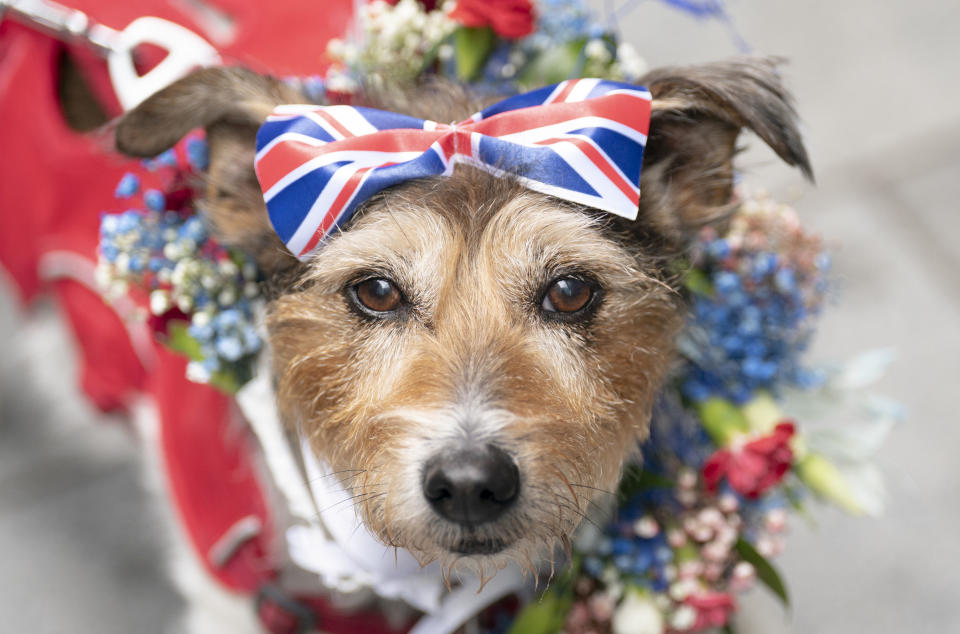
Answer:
top-left (0, 1), bottom-right (375, 628)
top-left (449, 0), bottom-right (536, 39)
top-left (0, 0), bottom-right (354, 301)
top-left (52, 279), bottom-right (147, 411)
top-left (266, 597), bottom-right (414, 634)
top-left (150, 345), bottom-right (273, 592)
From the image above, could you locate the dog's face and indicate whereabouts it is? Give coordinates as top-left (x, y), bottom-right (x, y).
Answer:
top-left (116, 60), bottom-right (810, 575)
top-left (268, 173), bottom-right (680, 568)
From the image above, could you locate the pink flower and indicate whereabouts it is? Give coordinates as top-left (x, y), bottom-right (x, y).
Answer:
top-left (702, 422), bottom-right (795, 499)
top-left (684, 591), bottom-right (736, 630)
top-left (449, 0), bottom-right (537, 39)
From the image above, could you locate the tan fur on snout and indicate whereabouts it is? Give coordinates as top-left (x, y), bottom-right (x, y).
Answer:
top-left (268, 169), bottom-right (681, 575)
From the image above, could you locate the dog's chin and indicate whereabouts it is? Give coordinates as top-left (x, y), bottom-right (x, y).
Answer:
top-left (450, 536), bottom-right (510, 556)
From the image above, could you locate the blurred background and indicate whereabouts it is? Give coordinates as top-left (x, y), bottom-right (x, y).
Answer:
top-left (1, 0), bottom-right (957, 631)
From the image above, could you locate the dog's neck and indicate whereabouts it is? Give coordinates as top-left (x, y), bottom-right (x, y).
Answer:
top-left (237, 370), bottom-right (525, 631)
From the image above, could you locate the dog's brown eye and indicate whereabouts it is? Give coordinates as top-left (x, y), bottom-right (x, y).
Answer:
top-left (542, 277), bottom-right (593, 314)
top-left (353, 278), bottom-right (403, 313)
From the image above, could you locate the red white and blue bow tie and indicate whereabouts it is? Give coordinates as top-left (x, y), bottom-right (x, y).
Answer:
top-left (254, 78), bottom-right (652, 260)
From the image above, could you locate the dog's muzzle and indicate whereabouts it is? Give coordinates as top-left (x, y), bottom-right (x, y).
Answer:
top-left (422, 444), bottom-right (519, 528)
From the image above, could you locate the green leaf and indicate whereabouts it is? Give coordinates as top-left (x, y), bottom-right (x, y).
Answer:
top-left (164, 321), bottom-right (250, 395)
top-left (454, 26), bottom-right (495, 81)
top-left (506, 591), bottom-right (571, 634)
top-left (735, 538), bottom-right (791, 610)
top-left (618, 464), bottom-right (674, 500)
top-left (517, 37), bottom-right (586, 87)
top-left (166, 321), bottom-right (203, 360)
top-left (684, 268), bottom-right (714, 297)
top-left (209, 369), bottom-right (241, 394)
top-left (741, 391), bottom-right (782, 433)
top-left (794, 453), bottom-right (864, 515)
top-left (696, 397), bottom-right (751, 446)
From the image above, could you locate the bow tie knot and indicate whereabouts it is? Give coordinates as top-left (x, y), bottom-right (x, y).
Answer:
top-left (255, 78), bottom-right (652, 260)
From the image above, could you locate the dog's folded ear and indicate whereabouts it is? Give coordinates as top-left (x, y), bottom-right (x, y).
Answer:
top-left (114, 67), bottom-right (307, 283)
top-left (114, 66), bottom-right (296, 157)
top-left (638, 57), bottom-right (812, 242)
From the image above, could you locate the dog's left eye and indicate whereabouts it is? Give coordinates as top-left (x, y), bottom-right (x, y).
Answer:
top-left (351, 278), bottom-right (404, 314)
top-left (541, 276), bottom-right (595, 315)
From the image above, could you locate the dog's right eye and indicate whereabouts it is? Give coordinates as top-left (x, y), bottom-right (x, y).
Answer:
top-left (351, 278), bottom-right (404, 315)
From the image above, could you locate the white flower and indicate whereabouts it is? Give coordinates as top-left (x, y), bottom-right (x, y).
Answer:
top-left (114, 252), bottom-right (130, 275)
top-left (327, 38), bottom-right (347, 59)
top-left (669, 605), bottom-right (697, 631)
top-left (94, 261), bottom-right (113, 290)
top-left (616, 42), bottom-right (648, 79)
top-left (186, 360), bottom-right (211, 383)
top-left (149, 289), bottom-right (171, 315)
top-left (612, 588), bottom-right (665, 634)
top-left (784, 349), bottom-right (901, 516)
top-left (218, 286), bottom-right (237, 306)
top-left (176, 293), bottom-right (193, 313)
top-left (585, 39), bottom-right (613, 64)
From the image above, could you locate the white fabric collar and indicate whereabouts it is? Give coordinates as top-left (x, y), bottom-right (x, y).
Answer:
top-left (237, 371), bottom-right (525, 634)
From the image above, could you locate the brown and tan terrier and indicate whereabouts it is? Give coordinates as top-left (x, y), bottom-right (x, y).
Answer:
top-left (114, 57), bottom-right (811, 580)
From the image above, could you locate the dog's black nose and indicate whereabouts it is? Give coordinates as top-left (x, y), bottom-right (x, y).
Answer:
top-left (422, 445), bottom-right (519, 526)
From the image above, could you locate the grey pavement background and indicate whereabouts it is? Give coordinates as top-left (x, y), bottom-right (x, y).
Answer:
top-left (1, 0), bottom-right (958, 632)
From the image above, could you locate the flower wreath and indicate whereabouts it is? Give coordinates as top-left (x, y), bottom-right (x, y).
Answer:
top-left (97, 1), bottom-right (897, 632)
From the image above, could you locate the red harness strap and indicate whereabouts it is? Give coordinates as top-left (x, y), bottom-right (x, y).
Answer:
top-left (257, 586), bottom-right (415, 634)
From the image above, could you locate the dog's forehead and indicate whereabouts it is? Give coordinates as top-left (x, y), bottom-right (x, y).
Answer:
top-left (307, 169), bottom-right (635, 285)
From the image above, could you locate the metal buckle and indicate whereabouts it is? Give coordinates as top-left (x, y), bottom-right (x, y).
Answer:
top-left (0, 0), bottom-right (221, 110)
top-left (254, 583), bottom-right (316, 634)
top-left (255, 583), bottom-right (316, 634)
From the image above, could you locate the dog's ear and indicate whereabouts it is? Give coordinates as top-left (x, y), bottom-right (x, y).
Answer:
top-left (637, 57), bottom-right (812, 241)
top-left (115, 67), bottom-right (307, 283)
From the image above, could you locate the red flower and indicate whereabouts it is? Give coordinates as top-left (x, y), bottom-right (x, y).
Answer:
top-left (148, 307), bottom-right (190, 336)
top-left (450, 0), bottom-right (537, 39)
top-left (685, 592), bottom-right (736, 630)
top-left (702, 422), bottom-right (795, 499)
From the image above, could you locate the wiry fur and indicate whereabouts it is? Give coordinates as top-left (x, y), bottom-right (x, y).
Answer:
top-left (114, 58), bottom-right (811, 587)
top-left (267, 171), bottom-right (681, 577)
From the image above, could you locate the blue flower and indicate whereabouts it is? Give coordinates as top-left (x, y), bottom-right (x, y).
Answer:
top-left (114, 173), bottom-right (140, 198)
top-left (189, 322), bottom-right (215, 342)
top-left (583, 556), bottom-right (604, 577)
top-left (100, 243), bottom-right (119, 262)
top-left (216, 336), bottom-right (244, 362)
top-left (144, 189), bottom-right (166, 212)
top-left (156, 149), bottom-right (178, 167)
top-left (708, 239), bottom-right (731, 260)
top-left (187, 138), bottom-right (209, 171)
top-left (713, 271), bottom-right (741, 297)
top-left (774, 268), bottom-right (797, 293)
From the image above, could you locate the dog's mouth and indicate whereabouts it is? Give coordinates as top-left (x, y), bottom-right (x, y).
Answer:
top-left (450, 535), bottom-right (509, 555)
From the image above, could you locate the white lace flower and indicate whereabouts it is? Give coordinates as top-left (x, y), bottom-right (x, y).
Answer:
top-left (613, 588), bottom-right (666, 634)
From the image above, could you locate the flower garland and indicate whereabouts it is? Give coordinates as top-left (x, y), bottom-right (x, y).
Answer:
top-left (324, 0), bottom-right (648, 96)
top-left (97, 2), bottom-right (895, 632)
top-left (97, 135), bottom-right (263, 392)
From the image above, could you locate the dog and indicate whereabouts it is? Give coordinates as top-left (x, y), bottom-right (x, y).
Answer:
top-left (113, 56), bottom-right (811, 630)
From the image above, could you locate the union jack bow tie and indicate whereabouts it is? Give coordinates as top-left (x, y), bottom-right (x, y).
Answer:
top-left (254, 78), bottom-right (652, 260)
